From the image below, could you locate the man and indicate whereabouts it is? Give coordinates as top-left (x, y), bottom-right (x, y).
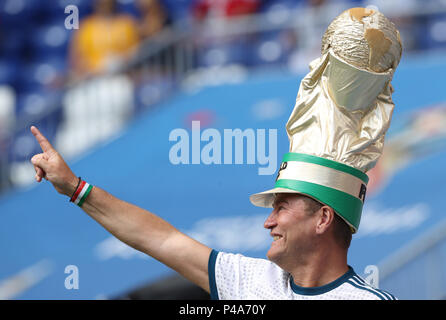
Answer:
top-left (29, 125), bottom-right (394, 300)
top-left (30, 7), bottom-right (401, 300)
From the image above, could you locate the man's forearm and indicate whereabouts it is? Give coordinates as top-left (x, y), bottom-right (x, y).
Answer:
top-left (80, 186), bottom-right (176, 255)
top-left (78, 185), bottom-right (212, 292)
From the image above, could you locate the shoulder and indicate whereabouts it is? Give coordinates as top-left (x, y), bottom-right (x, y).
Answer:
top-left (209, 250), bottom-right (288, 299)
top-left (343, 273), bottom-right (397, 300)
top-left (211, 250), bottom-right (280, 275)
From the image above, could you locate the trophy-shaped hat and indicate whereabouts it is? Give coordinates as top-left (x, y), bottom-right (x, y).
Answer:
top-left (250, 8), bottom-right (403, 233)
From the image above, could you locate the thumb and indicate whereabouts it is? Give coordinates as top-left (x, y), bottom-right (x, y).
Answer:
top-left (31, 154), bottom-right (50, 172)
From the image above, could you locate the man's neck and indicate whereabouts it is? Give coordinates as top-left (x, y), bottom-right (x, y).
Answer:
top-left (287, 249), bottom-right (349, 288)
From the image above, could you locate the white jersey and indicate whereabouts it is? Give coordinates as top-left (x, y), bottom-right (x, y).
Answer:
top-left (208, 250), bottom-right (396, 300)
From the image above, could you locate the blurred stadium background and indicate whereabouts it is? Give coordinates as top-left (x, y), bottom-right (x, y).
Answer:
top-left (0, 0), bottom-right (446, 300)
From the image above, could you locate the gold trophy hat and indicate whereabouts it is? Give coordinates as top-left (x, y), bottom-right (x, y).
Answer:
top-left (250, 8), bottom-right (403, 233)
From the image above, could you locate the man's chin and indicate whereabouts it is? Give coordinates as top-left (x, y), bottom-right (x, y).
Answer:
top-left (266, 248), bottom-right (279, 263)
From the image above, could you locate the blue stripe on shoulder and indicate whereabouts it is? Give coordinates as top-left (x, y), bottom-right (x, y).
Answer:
top-left (346, 280), bottom-right (386, 300)
top-left (353, 275), bottom-right (397, 300)
top-left (208, 249), bottom-right (220, 300)
top-left (386, 292), bottom-right (397, 300)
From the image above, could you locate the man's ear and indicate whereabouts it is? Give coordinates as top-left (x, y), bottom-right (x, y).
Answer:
top-left (315, 206), bottom-right (335, 235)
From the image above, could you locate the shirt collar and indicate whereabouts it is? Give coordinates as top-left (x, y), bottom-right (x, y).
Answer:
top-left (289, 266), bottom-right (356, 296)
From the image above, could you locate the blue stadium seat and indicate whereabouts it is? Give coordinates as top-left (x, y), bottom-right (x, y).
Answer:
top-left (0, 59), bottom-right (19, 88)
top-left (17, 57), bottom-right (67, 94)
top-left (196, 40), bottom-right (251, 67)
top-left (419, 14), bottom-right (446, 50)
top-left (250, 31), bottom-right (289, 67)
top-left (0, 29), bottom-right (26, 59)
top-left (259, 0), bottom-right (306, 12)
top-left (15, 89), bottom-right (63, 121)
top-left (27, 24), bottom-right (71, 60)
top-left (161, 0), bottom-right (194, 22)
top-left (116, 0), bottom-right (141, 18)
top-left (0, 0), bottom-right (40, 27)
top-left (37, 0), bottom-right (92, 23)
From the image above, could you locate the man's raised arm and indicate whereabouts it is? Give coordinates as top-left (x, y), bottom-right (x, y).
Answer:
top-left (29, 126), bottom-right (212, 292)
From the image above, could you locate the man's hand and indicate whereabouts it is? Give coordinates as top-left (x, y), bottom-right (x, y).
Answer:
top-left (30, 126), bottom-right (78, 197)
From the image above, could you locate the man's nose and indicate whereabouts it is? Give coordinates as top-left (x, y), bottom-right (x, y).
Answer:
top-left (264, 210), bottom-right (277, 229)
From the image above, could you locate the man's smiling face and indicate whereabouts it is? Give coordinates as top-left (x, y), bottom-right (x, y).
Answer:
top-left (263, 193), bottom-right (321, 268)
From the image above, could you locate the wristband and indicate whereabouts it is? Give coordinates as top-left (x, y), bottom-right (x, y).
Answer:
top-left (69, 177), bottom-right (82, 202)
top-left (70, 178), bottom-right (93, 207)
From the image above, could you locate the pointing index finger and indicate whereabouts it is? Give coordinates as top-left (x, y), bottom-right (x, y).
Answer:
top-left (31, 126), bottom-right (55, 153)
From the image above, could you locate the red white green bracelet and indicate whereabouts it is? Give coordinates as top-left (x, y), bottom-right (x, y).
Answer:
top-left (70, 177), bottom-right (93, 207)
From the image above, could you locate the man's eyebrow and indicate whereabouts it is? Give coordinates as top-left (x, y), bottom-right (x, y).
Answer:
top-left (273, 198), bottom-right (289, 207)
